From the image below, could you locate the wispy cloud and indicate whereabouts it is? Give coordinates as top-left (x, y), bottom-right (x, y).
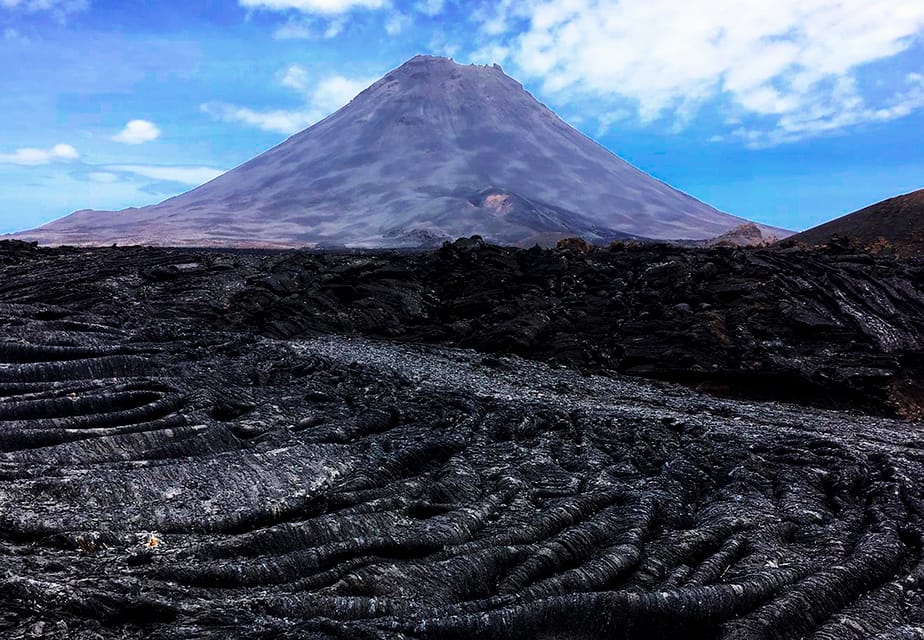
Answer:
top-left (111, 119), bottom-right (161, 145)
top-left (0, 144), bottom-right (78, 166)
top-left (2, 27), bottom-right (28, 42)
top-left (272, 15), bottom-right (345, 39)
top-left (467, 43), bottom-right (510, 66)
top-left (414, 0), bottom-right (444, 16)
top-left (105, 165), bottom-right (226, 185)
top-left (280, 63), bottom-right (311, 92)
top-left (474, 0), bottom-right (924, 145)
top-left (427, 31), bottom-right (460, 58)
top-left (202, 64), bottom-right (375, 135)
top-left (86, 171), bottom-right (120, 183)
top-left (200, 104), bottom-right (318, 136)
top-left (732, 73), bottom-right (924, 147)
top-left (239, 0), bottom-right (385, 15)
top-left (0, 0), bottom-right (88, 17)
top-left (385, 12), bottom-right (410, 35)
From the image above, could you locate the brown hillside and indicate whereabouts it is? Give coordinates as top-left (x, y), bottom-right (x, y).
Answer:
top-left (790, 188), bottom-right (924, 253)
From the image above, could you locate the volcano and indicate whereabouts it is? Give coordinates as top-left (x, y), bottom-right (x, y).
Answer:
top-left (9, 55), bottom-right (785, 248)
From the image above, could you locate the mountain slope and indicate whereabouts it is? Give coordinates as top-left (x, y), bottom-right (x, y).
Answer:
top-left (10, 55), bottom-right (786, 248)
top-left (790, 188), bottom-right (924, 253)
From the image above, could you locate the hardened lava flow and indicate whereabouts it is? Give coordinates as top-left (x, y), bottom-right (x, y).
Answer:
top-left (1, 239), bottom-right (924, 639)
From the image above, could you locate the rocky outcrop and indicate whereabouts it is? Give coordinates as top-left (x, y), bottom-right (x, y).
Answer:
top-left (696, 223), bottom-right (780, 247)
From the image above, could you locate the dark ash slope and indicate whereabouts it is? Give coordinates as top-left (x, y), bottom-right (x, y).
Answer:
top-left (8, 56), bottom-right (786, 248)
top-left (791, 188), bottom-right (924, 254)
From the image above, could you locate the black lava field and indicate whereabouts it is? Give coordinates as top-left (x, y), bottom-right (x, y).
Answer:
top-left (3, 238), bottom-right (924, 639)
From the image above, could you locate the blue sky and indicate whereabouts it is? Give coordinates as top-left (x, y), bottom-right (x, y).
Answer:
top-left (1, 0), bottom-right (923, 234)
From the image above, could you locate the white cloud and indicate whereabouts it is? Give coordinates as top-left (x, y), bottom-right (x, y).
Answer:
top-left (273, 19), bottom-right (315, 39)
top-left (478, 0), bottom-right (924, 144)
top-left (201, 103), bottom-right (319, 135)
top-left (414, 0), bottom-right (443, 16)
top-left (0, 0), bottom-right (87, 14)
top-left (239, 0), bottom-right (385, 15)
top-left (202, 66), bottom-right (375, 135)
top-left (466, 43), bottom-right (510, 66)
top-left (111, 119), bottom-right (161, 144)
top-left (427, 32), bottom-right (460, 58)
top-left (280, 64), bottom-right (311, 92)
top-left (51, 144), bottom-right (78, 159)
top-left (87, 171), bottom-right (120, 183)
top-left (106, 165), bottom-right (226, 185)
top-left (322, 18), bottom-right (344, 37)
top-left (3, 27), bottom-right (27, 41)
top-left (474, 0), bottom-right (520, 37)
top-left (272, 15), bottom-right (344, 38)
top-left (734, 73), bottom-right (924, 146)
top-left (314, 74), bottom-right (373, 110)
top-left (0, 143), bottom-right (78, 166)
top-left (385, 12), bottom-right (410, 35)
top-left (595, 109), bottom-right (633, 136)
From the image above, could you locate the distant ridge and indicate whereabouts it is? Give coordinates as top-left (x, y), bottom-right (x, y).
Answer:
top-left (9, 55), bottom-right (788, 248)
top-left (790, 189), bottom-right (924, 253)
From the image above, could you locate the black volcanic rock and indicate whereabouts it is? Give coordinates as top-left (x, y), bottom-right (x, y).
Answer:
top-left (9, 55), bottom-right (787, 248)
top-left (3, 240), bottom-right (924, 418)
top-left (790, 188), bottom-right (924, 254)
top-left (3, 241), bottom-right (924, 638)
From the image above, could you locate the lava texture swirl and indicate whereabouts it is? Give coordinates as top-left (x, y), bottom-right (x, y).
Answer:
top-left (1, 239), bottom-right (924, 639)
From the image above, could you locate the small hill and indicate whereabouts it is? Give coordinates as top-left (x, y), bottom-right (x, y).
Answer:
top-left (790, 189), bottom-right (924, 254)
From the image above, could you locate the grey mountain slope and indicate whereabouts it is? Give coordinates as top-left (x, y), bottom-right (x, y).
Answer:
top-left (10, 55), bottom-right (789, 247)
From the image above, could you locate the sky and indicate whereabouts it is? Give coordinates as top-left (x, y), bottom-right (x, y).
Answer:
top-left (0, 0), bottom-right (923, 235)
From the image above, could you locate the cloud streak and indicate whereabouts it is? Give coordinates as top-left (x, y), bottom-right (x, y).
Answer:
top-left (105, 165), bottom-right (226, 185)
top-left (271, 15), bottom-right (345, 39)
top-left (239, 0), bottom-right (385, 15)
top-left (0, 144), bottom-right (78, 166)
top-left (0, 0), bottom-right (87, 11)
top-left (202, 65), bottom-right (375, 135)
top-left (0, 0), bottom-right (88, 20)
top-left (414, 0), bottom-right (444, 16)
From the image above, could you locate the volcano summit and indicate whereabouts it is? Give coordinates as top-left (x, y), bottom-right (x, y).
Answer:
top-left (10, 55), bottom-right (783, 248)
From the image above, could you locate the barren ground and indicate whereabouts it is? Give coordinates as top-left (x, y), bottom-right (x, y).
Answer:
top-left (1, 239), bottom-right (924, 639)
